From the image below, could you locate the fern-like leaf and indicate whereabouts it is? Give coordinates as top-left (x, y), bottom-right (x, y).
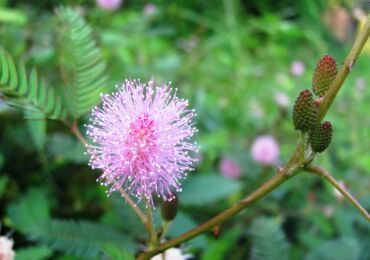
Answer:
top-left (0, 47), bottom-right (66, 119)
top-left (359, 236), bottom-right (370, 260)
top-left (101, 244), bottom-right (135, 260)
top-left (56, 7), bottom-right (107, 118)
top-left (7, 188), bottom-right (50, 236)
top-left (7, 189), bottom-right (136, 259)
top-left (36, 220), bottom-right (136, 259)
top-left (249, 217), bottom-right (290, 260)
top-left (304, 237), bottom-right (361, 260)
top-left (15, 246), bottom-right (52, 260)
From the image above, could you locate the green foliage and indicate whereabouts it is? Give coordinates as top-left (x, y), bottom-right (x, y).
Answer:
top-left (25, 110), bottom-right (47, 152)
top-left (0, 8), bottom-right (28, 25)
top-left (304, 237), bottom-right (361, 260)
top-left (0, 48), bottom-right (66, 119)
top-left (101, 245), bottom-right (135, 260)
top-left (0, 1), bottom-right (369, 259)
top-left (157, 211), bottom-right (207, 249)
top-left (202, 227), bottom-right (242, 260)
top-left (359, 236), bottom-right (370, 260)
top-left (36, 219), bottom-right (136, 259)
top-left (249, 217), bottom-right (290, 260)
top-left (179, 174), bottom-right (242, 205)
top-left (56, 7), bottom-right (107, 118)
top-left (46, 133), bottom-right (88, 163)
top-left (108, 193), bottom-right (146, 237)
top-left (7, 188), bottom-right (135, 259)
top-left (0, 153), bottom-right (3, 169)
top-left (7, 188), bottom-right (50, 236)
top-left (15, 246), bottom-right (53, 260)
top-left (0, 175), bottom-right (9, 198)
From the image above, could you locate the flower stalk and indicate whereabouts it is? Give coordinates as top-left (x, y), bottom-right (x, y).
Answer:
top-left (145, 205), bottom-right (159, 249)
top-left (304, 165), bottom-right (370, 221)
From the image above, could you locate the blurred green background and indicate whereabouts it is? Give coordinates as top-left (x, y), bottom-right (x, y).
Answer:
top-left (0, 0), bottom-right (370, 259)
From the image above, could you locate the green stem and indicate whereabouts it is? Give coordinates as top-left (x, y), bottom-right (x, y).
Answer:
top-left (112, 179), bottom-right (148, 227)
top-left (160, 221), bottom-right (171, 242)
top-left (318, 14), bottom-right (370, 123)
top-left (304, 165), bottom-right (370, 221)
top-left (137, 152), bottom-right (301, 260)
top-left (70, 120), bottom-right (88, 146)
top-left (145, 205), bottom-right (159, 249)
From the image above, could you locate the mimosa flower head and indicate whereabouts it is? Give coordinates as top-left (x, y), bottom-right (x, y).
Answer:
top-left (86, 80), bottom-right (199, 207)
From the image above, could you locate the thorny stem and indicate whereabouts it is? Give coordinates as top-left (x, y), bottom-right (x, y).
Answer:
top-left (137, 143), bottom-right (306, 260)
top-left (137, 14), bottom-right (370, 260)
top-left (317, 14), bottom-right (370, 122)
top-left (304, 165), bottom-right (370, 221)
top-left (138, 176), bottom-right (292, 259)
top-left (69, 121), bottom-right (148, 229)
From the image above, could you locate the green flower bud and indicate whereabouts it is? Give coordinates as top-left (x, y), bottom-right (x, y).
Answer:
top-left (309, 121), bottom-right (333, 153)
top-left (292, 89), bottom-right (318, 132)
top-left (161, 194), bottom-right (179, 221)
top-left (312, 55), bottom-right (337, 97)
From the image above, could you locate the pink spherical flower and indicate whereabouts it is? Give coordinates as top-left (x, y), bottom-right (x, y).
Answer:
top-left (251, 135), bottom-right (279, 165)
top-left (96, 0), bottom-right (122, 11)
top-left (219, 157), bottom-right (241, 180)
top-left (290, 60), bottom-right (305, 76)
top-left (274, 91), bottom-right (289, 108)
top-left (86, 80), bottom-right (199, 207)
top-left (143, 3), bottom-right (157, 16)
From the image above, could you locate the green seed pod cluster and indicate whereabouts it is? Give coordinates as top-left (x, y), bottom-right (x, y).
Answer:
top-left (292, 89), bottom-right (318, 132)
top-left (160, 194), bottom-right (179, 221)
top-left (312, 55), bottom-right (337, 97)
top-left (309, 121), bottom-right (333, 153)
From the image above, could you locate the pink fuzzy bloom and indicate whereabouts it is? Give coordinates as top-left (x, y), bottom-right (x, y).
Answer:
top-left (274, 91), bottom-right (289, 108)
top-left (290, 60), bottom-right (305, 76)
top-left (219, 157), bottom-right (241, 180)
top-left (96, 0), bottom-right (122, 11)
top-left (143, 3), bottom-right (157, 16)
top-left (251, 135), bottom-right (279, 165)
top-left (86, 80), bottom-right (199, 207)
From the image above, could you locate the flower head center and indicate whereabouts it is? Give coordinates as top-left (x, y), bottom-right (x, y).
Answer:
top-left (127, 113), bottom-right (157, 156)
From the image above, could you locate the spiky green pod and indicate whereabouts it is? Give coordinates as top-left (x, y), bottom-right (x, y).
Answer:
top-left (292, 89), bottom-right (318, 132)
top-left (312, 55), bottom-right (337, 97)
top-left (161, 194), bottom-right (179, 221)
top-left (309, 121), bottom-right (332, 153)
